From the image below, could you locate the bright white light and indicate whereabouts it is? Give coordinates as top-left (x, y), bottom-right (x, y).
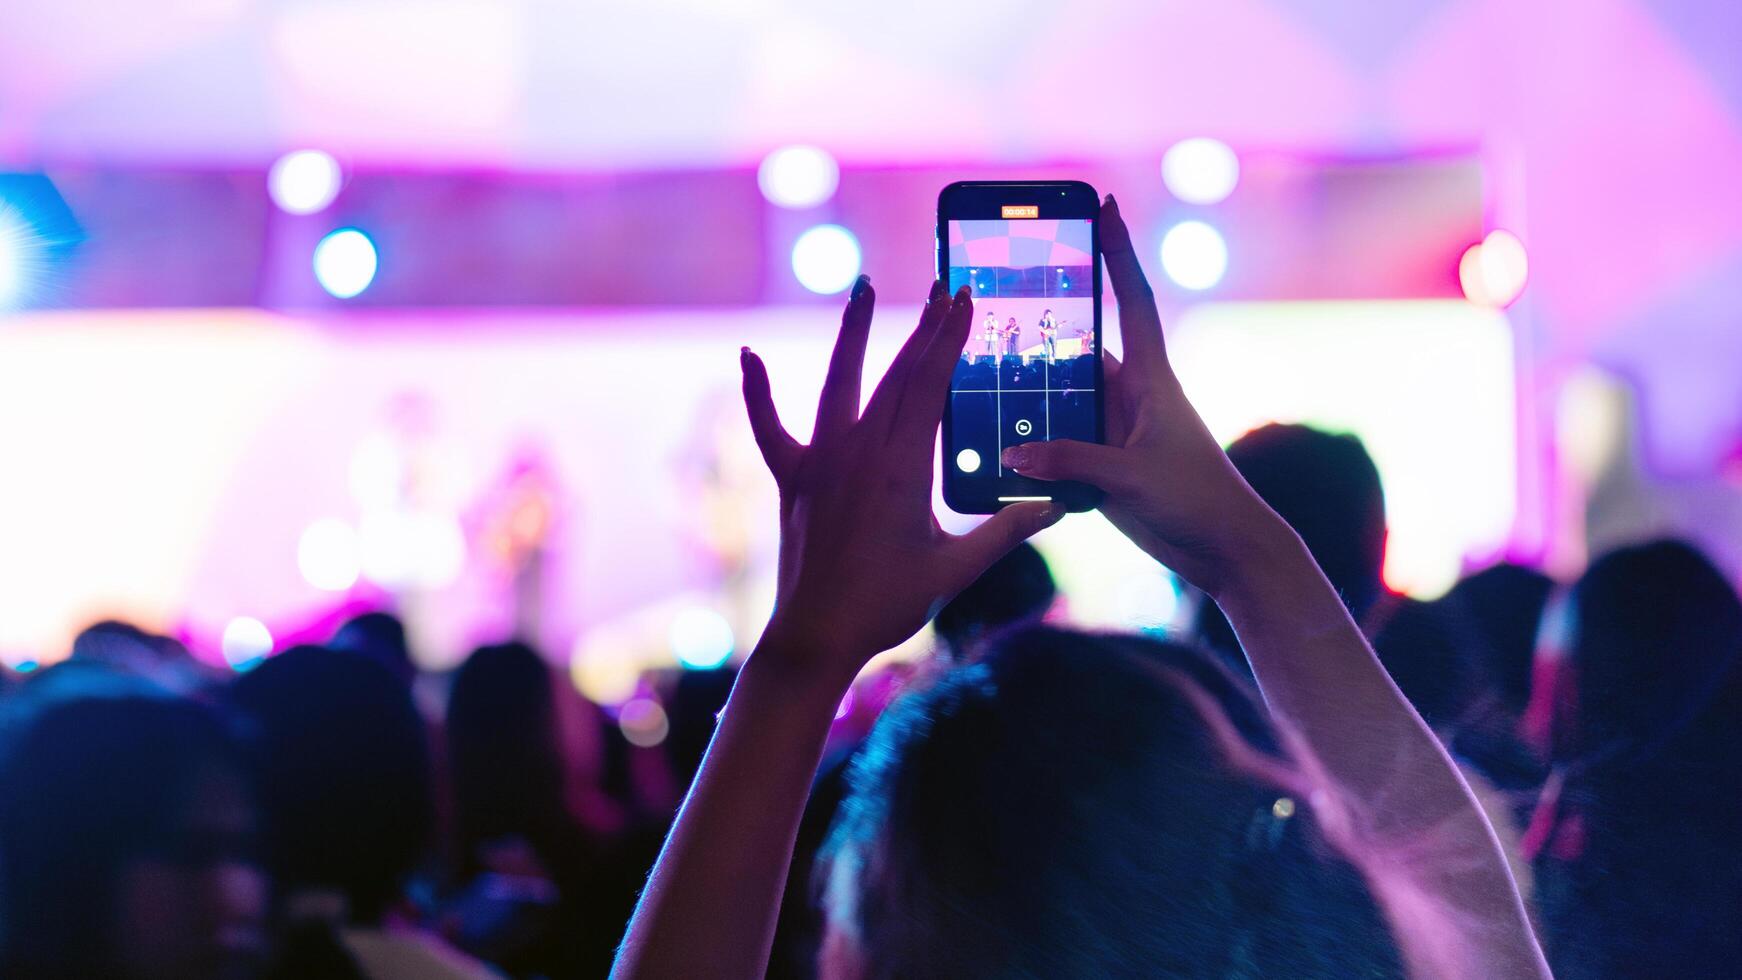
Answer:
top-left (570, 630), bottom-right (643, 705)
top-left (298, 518), bottom-right (361, 591)
top-left (1162, 138), bottom-right (1240, 205)
top-left (359, 510), bottom-right (466, 589)
top-left (791, 224), bottom-right (861, 294)
top-left (0, 209), bottom-right (38, 309)
top-left (619, 698), bottom-right (671, 747)
top-left (313, 228), bottom-right (378, 299)
top-left (1160, 221), bottom-right (1228, 291)
top-left (757, 145), bottom-right (840, 209)
top-left (268, 150), bottom-right (343, 215)
top-left (1459, 230), bottom-right (1529, 308)
top-left (669, 607), bottom-right (734, 670)
top-left (955, 448), bottom-right (981, 473)
top-left (221, 616), bottom-right (273, 670)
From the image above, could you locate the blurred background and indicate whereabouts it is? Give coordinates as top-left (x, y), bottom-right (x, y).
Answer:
top-left (2, 0), bottom-right (1740, 694)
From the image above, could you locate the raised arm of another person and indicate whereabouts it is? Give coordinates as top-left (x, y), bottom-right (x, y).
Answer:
top-left (611, 278), bottom-right (1061, 979)
top-left (1001, 195), bottom-right (1549, 979)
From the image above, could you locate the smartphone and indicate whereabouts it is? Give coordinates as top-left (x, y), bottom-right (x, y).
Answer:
top-left (938, 180), bottom-right (1105, 514)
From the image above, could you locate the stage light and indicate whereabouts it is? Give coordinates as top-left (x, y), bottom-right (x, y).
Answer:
top-left (313, 228), bottom-right (378, 299)
top-left (358, 510), bottom-right (466, 589)
top-left (619, 698), bottom-right (671, 748)
top-left (1481, 231), bottom-right (1528, 302)
top-left (669, 607), bottom-right (733, 670)
top-left (0, 208), bottom-right (38, 309)
top-left (268, 150), bottom-right (343, 215)
top-left (298, 518), bottom-right (361, 591)
top-left (1160, 221), bottom-right (1227, 291)
top-left (1162, 138), bottom-right (1240, 205)
top-left (791, 224), bottom-right (861, 294)
top-left (570, 633), bottom-right (642, 705)
top-left (1459, 230), bottom-right (1528, 308)
top-left (221, 616), bottom-right (273, 671)
top-left (758, 145), bottom-right (839, 209)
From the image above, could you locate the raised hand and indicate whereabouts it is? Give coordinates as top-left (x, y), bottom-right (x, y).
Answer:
top-left (742, 276), bottom-right (1064, 685)
top-left (997, 195), bottom-right (1282, 598)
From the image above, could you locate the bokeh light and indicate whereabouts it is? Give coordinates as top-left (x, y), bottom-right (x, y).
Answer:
top-left (791, 224), bottom-right (861, 294)
top-left (221, 616), bottom-right (273, 671)
top-left (757, 145), bottom-right (840, 209)
top-left (669, 606), bottom-right (734, 669)
top-left (1162, 137), bottom-right (1240, 205)
top-left (570, 632), bottom-right (642, 705)
top-left (619, 697), bottom-right (671, 747)
top-left (313, 228), bottom-right (378, 299)
top-left (268, 149), bottom-right (343, 215)
top-left (1460, 229), bottom-right (1529, 309)
top-left (1160, 220), bottom-right (1228, 291)
top-left (297, 518), bottom-right (361, 591)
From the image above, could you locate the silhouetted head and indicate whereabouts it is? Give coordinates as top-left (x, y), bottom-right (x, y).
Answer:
top-left (931, 541), bottom-right (1056, 656)
top-left (818, 627), bottom-right (1401, 977)
top-left (447, 641), bottom-right (599, 864)
top-left (1560, 539), bottom-right (1742, 766)
top-left (1228, 424), bottom-right (1387, 615)
top-left (0, 696), bottom-right (266, 979)
top-left (329, 612), bottom-right (415, 687)
top-left (229, 646), bottom-right (432, 925)
top-left (1446, 564), bottom-right (1555, 716)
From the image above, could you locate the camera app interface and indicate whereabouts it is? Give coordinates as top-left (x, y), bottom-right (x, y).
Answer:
top-left (947, 216), bottom-right (1096, 490)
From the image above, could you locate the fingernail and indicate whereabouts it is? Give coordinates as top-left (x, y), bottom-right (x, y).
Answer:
top-left (851, 275), bottom-right (870, 300)
top-left (1036, 504), bottom-right (1066, 528)
top-left (1104, 193), bottom-right (1115, 206)
top-left (929, 279), bottom-right (947, 302)
top-left (739, 346), bottom-right (752, 368)
top-left (955, 285), bottom-right (971, 302)
top-left (1002, 445), bottom-right (1032, 469)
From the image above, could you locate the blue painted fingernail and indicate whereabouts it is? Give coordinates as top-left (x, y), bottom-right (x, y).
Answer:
top-left (851, 274), bottom-right (870, 300)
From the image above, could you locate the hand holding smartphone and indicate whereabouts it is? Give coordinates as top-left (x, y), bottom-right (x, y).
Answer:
top-left (938, 181), bottom-right (1105, 514)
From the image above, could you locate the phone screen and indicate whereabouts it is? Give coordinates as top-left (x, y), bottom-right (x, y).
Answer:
top-left (940, 183), bottom-right (1102, 513)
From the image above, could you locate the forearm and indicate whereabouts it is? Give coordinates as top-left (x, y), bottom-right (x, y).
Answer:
top-left (612, 639), bottom-right (848, 980)
top-left (1214, 516), bottom-right (1547, 976)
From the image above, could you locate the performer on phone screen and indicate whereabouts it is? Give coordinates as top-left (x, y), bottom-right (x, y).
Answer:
top-left (1006, 317), bottom-right (1022, 357)
top-left (1039, 309), bottom-right (1058, 360)
top-left (982, 311), bottom-right (1000, 359)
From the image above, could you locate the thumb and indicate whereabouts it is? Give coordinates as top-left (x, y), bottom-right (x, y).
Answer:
top-left (950, 501), bottom-right (1066, 580)
top-left (1000, 440), bottom-right (1130, 491)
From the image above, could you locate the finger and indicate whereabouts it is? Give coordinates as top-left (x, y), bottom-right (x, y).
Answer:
top-left (1000, 438), bottom-right (1133, 493)
top-left (1100, 194), bottom-right (1169, 376)
top-left (1102, 350), bottom-right (1130, 446)
top-left (813, 275), bottom-right (875, 441)
top-left (891, 285), bottom-right (973, 446)
top-left (862, 279), bottom-right (950, 428)
top-left (741, 347), bottom-right (801, 480)
top-left (948, 501), bottom-right (1067, 581)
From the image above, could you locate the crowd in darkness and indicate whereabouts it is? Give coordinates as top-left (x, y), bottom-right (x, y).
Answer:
top-left (3, 197), bottom-right (1739, 979)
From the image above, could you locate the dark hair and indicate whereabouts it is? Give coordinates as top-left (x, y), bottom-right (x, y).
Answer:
top-left (1445, 563), bottom-right (1554, 717)
top-left (1562, 539), bottom-right (1742, 765)
top-left (330, 612), bottom-right (416, 687)
top-left (230, 646), bottom-right (433, 924)
top-left (820, 627), bottom-right (1402, 978)
top-left (446, 642), bottom-right (568, 871)
top-left (1227, 424), bottom-right (1387, 615)
top-left (0, 696), bottom-right (252, 973)
top-left (932, 542), bottom-right (1056, 656)
top-left (1534, 541), bottom-right (1742, 976)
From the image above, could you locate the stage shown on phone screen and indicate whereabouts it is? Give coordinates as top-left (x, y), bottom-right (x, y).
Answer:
top-left (947, 217), bottom-right (1095, 484)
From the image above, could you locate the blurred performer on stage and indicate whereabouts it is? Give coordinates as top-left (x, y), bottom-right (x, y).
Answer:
top-left (981, 311), bottom-right (1000, 359)
top-left (477, 446), bottom-right (563, 642)
top-left (1006, 317), bottom-right (1022, 357)
top-left (1040, 310), bottom-right (1058, 360)
top-left (1077, 326), bottom-right (1095, 356)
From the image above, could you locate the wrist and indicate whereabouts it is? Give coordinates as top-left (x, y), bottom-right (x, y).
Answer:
top-left (1203, 506), bottom-right (1312, 605)
top-left (742, 622), bottom-right (865, 700)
